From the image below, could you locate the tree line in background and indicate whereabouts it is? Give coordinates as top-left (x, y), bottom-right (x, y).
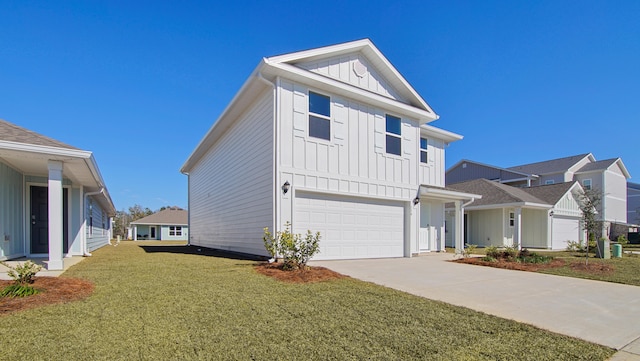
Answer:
top-left (112, 205), bottom-right (184, 238)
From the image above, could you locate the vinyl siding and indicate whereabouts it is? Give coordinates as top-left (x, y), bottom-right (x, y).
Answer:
top-left (521, 209), bottom-right (548, 249)
top-left (466, 209), bottom-right (504, 247)
top-left (86, 197), bottom-right (110, 252)
top-left (603, 167), bottom-right (628, 223)
top-left (628, 184), bottom-right (640, 224)
top-left (278, 80), bottom-right (421, 201)
top-left (160, 225), bottom-right (188, 241)
top-left (0, 161), bottom-right (24, 259)
top-left (446, 162), bottom-right (527, 185)
top-left (189, 90), bottom-right (274, 256)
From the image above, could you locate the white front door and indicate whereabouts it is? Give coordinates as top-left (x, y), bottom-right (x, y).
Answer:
top-left (504, 210), bottom-right (515, 246)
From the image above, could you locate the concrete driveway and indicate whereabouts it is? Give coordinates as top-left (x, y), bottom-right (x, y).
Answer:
top-left (311, 253), bottom-right (640, 358)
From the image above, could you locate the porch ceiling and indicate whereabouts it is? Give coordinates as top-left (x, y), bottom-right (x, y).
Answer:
top-left (419, 185), bottom-right (482, 202)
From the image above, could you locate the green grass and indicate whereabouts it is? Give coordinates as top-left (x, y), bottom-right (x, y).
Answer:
top-left (0, 242), bottom-right (613, 360)
top-left (538, 252), bottom-right (640, 286)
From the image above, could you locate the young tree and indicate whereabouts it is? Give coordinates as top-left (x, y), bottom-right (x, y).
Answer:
top-left (578, 188), bottom-right (601, 264)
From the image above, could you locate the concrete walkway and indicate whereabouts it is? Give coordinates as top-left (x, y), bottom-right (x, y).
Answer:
top-left (311, 253), bottom-right (640, 359)
top-left (0, 256), bottom-right (85, 280)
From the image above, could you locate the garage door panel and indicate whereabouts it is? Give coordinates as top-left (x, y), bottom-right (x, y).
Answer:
top-left (294, 192), bottom-right (404, 260)
top-left (553, 218), bottom-right (581, 250)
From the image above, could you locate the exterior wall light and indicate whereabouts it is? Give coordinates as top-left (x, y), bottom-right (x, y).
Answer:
top-left (413, 196), bottom-right (420, 206)
top-left (549, 210), bottom-right (554, 217)
top-left (282, 181), bottom-right (290, 194)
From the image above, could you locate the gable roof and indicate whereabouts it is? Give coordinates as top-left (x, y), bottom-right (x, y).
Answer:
top-left (575, 158), bottom-right (631, 178)
top-left (267, 39), bottom-right (434, 113)
top-left (131, 209), bottom-right (188, 226)
top-left (507, 153), bottom-right (594, 175)
top-left (0, 119), bottom-right (79, 149)
top-left (446, 159), bottom-right (535, 179)
top-left (521, 182), bottom-right (578, 205)
top-left (182, 39), bottom-right (444, 173)
top-left (447, 179), bottom-right (550, 208)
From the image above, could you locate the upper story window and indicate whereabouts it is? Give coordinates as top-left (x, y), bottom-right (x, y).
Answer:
top-left (583, 179), bottom-right (592, 190)
top-left (308, 91), bottom-right (330, 140)
top-left (170, 226), bottom-right (182, 236)
top-left (420, 137), bottom-right (428, 163)
top-left (385, 114), bottom-right (401, 156)
top-left (545, 180), bottom-right (555, 185)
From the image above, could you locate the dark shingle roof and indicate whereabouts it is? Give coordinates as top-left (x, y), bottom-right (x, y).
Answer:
top-left (576, 158), bottom-right (619, 173)
top-left (447, 179), bottom-right (549, 207)
top-left (0, 119), bottom-right (79, 150)
top-left (507, 153), bottom-right (591, 175)
top-left (520, 182), bottom-right (576, 205)
top-left (131, 209), bottom-right (188, 226)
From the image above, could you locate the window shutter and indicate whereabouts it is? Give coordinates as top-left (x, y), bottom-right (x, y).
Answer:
top-left (402, 121), bottom-right (413, 156)
top-left (374, 111), bottom-right (385, 153)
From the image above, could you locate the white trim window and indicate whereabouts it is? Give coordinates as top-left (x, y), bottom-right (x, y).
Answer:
top-left (308, 91), bottom-right (331, 140)
top-left (545, 180), bottom-right (555, 185)
top-left (420, 137), bottom-right (428, 163)
top-left (509, 212), bottom-right (515, 227)
top-left (169, 226), bottom-right (182, 236)
top-left (582, 179), bottom-right (592, 190)
top-left (385, 114), bottom-right (401, 156)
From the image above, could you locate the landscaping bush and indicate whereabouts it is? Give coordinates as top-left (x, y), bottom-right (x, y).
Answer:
top-left (480, 247), bottom-right (552, 264)
top-left (566, 240), bottom-right (583, 252)
top-left (0, 260), bottom-right (42, 298)
top-left (617, 234), bottom-right (629, 245)
top-left (263, 222), bottom-right (321, 270)
top-left (462, 244), bottom-right (477, 258)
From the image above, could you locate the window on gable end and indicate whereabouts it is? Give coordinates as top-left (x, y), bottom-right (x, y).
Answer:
top-left (583, 179), bottom-right (592, 190)
top-left (385, 114), bottom-right (401, 156)
top-left (545, 180), bottom-right (555, 185)
top-left (420, 137), bottom-right (428, 163)
top-left (308, 91), bottom-right (331, 140)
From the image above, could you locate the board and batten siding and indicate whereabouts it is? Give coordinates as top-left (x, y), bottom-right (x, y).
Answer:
top-left (0, 161), bottom-right (24, 259)
top-left (297, 54), bottom-right (404, 102)
top-left (419, 138), bottom-right (446, 187)
top-left (521, 209), bottom-right (548, 249)
top-left (467, 209), bottom-right (504, 247)
top-left (188, 91), bottom-right (274, 256)
top-left (277, 80), bottom-right (421, 203)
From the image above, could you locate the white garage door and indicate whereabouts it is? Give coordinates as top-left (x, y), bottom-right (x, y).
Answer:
top-left (294, 192), bottom-right (405, 260)
top-left (552, 217), bottom-right (581, 250)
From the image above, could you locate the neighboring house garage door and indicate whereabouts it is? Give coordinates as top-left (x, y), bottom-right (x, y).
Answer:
top-left (552, 217), bottom-right (581, 250)
top-left (294, 192), bottom-right (405, 260)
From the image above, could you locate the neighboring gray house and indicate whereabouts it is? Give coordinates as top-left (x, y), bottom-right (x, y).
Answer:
top-left (447, 154), bottom-right (631, 238)
top-left (446, 179), bottom-right (584, 250)
top-left (131, 209), bottom-right (188, 241)
top-left (0, 119), bottom-right (115, 269)
top-left (628, 182), bottom-right (640, 225)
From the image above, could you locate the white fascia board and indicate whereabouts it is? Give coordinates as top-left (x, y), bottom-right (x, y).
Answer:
top-left (420, 186), bottom-right (482, 201)
top-left (263, 62), bottom-right (438, 124)
top-left (420, 124), bottom-right (462, 143)
top-left (0, 140), bottom-right (92, 159)
top-left (181, 63), bottom-right (270, 173)
top-left (130, 222), bottom-right (188, 226)
top-left (465, 202), bottom-right (552, 211)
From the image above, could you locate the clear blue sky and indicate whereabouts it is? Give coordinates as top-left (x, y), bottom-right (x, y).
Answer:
top-left (2, 1), bottom-right (639, 211)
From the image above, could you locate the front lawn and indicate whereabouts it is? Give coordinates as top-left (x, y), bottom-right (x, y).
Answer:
top-left (538, 252), bottom-right (640, 286)
top-left (0, 242), bottom-right (613, 360)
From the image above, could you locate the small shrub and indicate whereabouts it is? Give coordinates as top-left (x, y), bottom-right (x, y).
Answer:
top-left (517, 248), bottom-right (531, 258)
top-left (519, 253), bottom-right (553, 264)
top-left (263, 222), bottom-right (321, 270)
top-left (0, 260), bottom-right (41, 285)
top-left (0, 260), bottom-right (42, 298)
top-left (463, 244), bottom-right (477, 258)
top-left (485, 246), bottom-right (499, 259)
top-left (481, 256), bottom-right (497, 262)
top-left (566, 240), bottom-right (583, 252)
top-left (617, 235), bottom-right (629, 245)
top-left (503, 246), bottom-right (518, 261)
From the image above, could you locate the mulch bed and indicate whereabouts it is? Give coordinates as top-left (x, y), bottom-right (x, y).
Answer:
top-left (254, 263), bottom-right (345, 283)
top-left (0, 277), bottom-right (94, 316)
top-left (454, 257), bottom-right (566, 271)
top-left (454, 257), bottom-right (615, 275)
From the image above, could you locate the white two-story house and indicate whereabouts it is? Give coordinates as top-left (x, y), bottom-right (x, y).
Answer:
top-left (181, 39), bottom-right (479, 260)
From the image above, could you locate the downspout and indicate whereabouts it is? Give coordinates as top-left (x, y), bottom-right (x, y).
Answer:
top-left (83, 188), bottom-right (105, 256)
top-left (257, 70), bottom-right (279, 257)
top-left (460, 198), bottom-right (476, 249)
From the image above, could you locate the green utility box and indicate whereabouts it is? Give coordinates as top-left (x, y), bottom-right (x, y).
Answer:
top-left (596, 239), bottom-right (611, 259)
top-left (612, 243), bottom-right (622, 258)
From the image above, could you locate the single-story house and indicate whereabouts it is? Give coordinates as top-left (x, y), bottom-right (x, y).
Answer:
top-left (180, 39), bottom-right (480, 260)
top-left (131, 209), bottom-right (188, 241)
top-left (0, 119), bottom-right (116, 269)
top-left (446, 179), bottom-right (585, 250)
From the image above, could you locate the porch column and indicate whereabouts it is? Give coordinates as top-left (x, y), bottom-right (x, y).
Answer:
top-left (454, 200), bottom-right (463, 254)
top-left (47, 160), bottom-right (64, 270)
top-left (133, 225), bottom-right (137, 241)
top-left (514, 207), bottom-right (522, 250)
